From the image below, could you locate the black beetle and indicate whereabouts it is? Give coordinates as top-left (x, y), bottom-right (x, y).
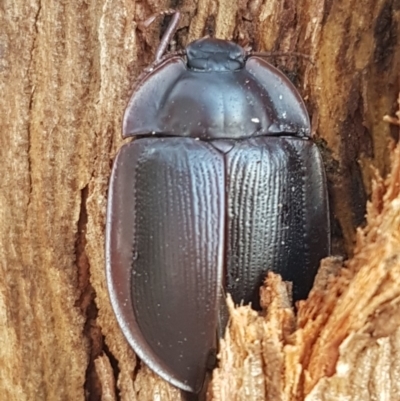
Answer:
top-left (106, 11), bottom-right (329, 396)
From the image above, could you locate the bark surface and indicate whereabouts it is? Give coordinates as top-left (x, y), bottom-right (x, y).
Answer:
top-left (0, 0), bottom-right (399, 400)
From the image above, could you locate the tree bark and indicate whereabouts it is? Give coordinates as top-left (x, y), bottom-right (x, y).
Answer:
top-left (0, 0), bottom-right (399, 400)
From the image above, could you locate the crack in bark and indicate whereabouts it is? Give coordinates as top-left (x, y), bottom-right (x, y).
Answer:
top-left (74, 185), bottom-right (104, 400)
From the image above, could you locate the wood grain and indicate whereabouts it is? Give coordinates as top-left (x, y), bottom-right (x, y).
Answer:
top-left (0, 0), bottom-right (399, 399)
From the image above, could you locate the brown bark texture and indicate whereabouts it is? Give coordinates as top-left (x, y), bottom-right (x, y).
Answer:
top-left (0, 0), bottom-right (399, 400)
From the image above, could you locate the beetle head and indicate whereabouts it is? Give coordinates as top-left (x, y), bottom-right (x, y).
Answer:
top-left (186, 38), bottom-right (246, 72)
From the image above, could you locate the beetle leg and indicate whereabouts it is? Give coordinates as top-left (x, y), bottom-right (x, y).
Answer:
top-left (155, 10), bottom-right (181, 61)
top-left (139, 9), bottom-right (181, 61)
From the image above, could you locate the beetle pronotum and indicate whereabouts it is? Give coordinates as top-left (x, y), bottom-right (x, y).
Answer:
top-left (106, 10), bottom-right (329, 396)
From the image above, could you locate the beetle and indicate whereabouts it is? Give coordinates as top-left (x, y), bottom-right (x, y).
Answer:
top-left (106, 10), bottom-right (329, 397)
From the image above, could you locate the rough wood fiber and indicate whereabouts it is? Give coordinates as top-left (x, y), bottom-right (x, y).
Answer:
top-left (0, 0), bottom-right (399, 400)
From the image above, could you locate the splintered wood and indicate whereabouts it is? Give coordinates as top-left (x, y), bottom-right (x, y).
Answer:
top-left (209, 142), bottom-right (400, 401)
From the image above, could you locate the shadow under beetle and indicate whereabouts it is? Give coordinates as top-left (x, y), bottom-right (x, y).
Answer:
top-left (106, 10), bottom-right (330, 396)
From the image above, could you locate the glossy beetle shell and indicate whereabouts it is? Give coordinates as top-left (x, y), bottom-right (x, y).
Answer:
top-left (123, 39), bottom-right (310, 140)
top-left (106, 37), bottom-right (330, 394)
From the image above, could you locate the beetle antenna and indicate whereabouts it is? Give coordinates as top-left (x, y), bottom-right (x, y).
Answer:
top-left (139, 10), bottom-right (181, 61)
top-left (248, 51), bottom-right (314, 65)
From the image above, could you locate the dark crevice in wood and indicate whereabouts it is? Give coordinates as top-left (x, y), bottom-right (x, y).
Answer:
top-left (74, 185), bottom-right (103, 401)
top-left (203, 14), bottom-right (216, 37)
top-left (374, 0), bottom-right (397, 71)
